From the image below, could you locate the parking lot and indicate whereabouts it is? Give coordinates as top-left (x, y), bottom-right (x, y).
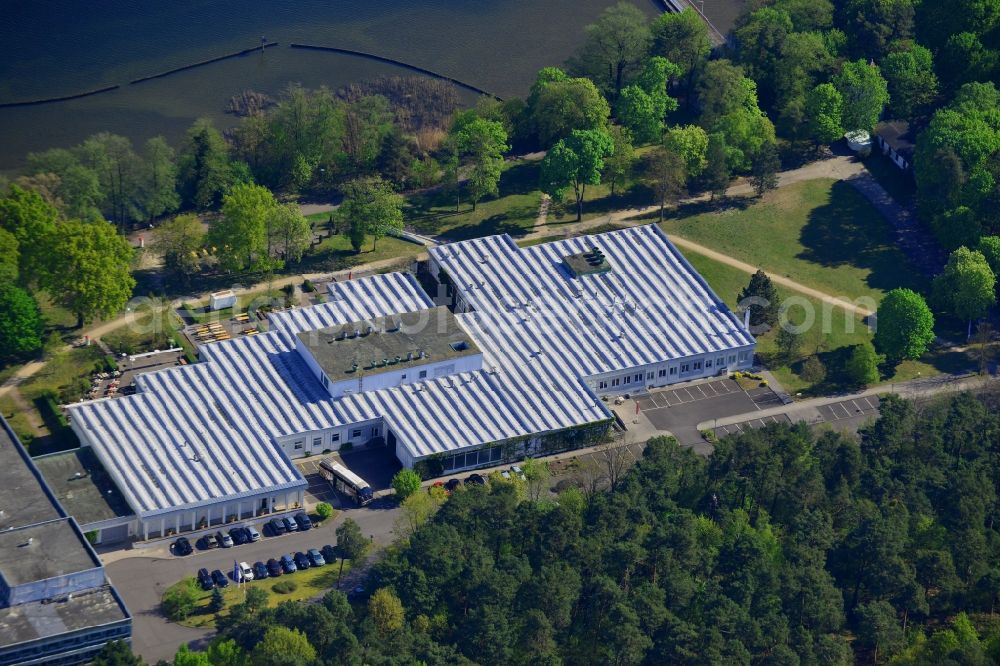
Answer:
top-left (713, 413), bottom-right (793, 438)
top-left (817, 395), bottom-right (880, 423)
top-left (632, 378), bottom-right (785, 445)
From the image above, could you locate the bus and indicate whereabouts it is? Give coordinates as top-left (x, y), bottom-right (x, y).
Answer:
top-left (318, 459), bottom-right (374, 506)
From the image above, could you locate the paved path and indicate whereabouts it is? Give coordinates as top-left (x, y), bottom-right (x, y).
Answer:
top-left (845, 171), bottom-right (945, 274)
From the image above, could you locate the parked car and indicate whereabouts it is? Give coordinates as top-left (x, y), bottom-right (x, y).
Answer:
top-left (280, 554), bottom-right (297, 574)
top-left (293, 551), bottom-right (311, 570)
top-left (320, 544), bottom-right (337, 562)
top-left (246, 525), bottom-right (261, 542)
top-left (229, 527), bottom-right (248, 546)
top-left (173, 536), bottom-right (192, 556)
top-left (444, 478), bottom-right (462, 493)
top-left (196, 534), bottom-right (217, 550)
top-left (281, 516), bottom-right (298, 533)
top-left (211, 569), bottom-right (229, 588)
top-left (269, 517), bottom-right (286, 536)
top-left (266, 558), bottom-right (283, 577)
top-left (238, 561), bottom-right (254, 582)
top-left (252, 561), bottom-right (268, 580)
top-left (500, 470), bottom-right (511, 480)
top-left (466, 473), bottom-right (486, 485)
top-left (197, 568), bottom-right (213, 590)
top-left (307, 548), bottom-right (326, 566)
top-left (217, 531), bottom-right (233, 548)
top-left (510, 465), bottom-right (525, 480)
top-left (293, 512), bottom-right (312, 531)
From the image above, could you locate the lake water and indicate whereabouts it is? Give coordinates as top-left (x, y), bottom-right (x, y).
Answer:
top-left (0, 1), bottom-right (742, 171)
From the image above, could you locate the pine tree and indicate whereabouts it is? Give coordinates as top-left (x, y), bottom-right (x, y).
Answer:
top-left (738, 270), bottom-right (781, 330)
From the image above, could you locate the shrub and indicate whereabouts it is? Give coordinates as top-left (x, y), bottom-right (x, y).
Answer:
top-left (392, 469), bottom-right (423, 499)
top-left (302, 279), bottom-right (316, 293)
top-left (272, 580), bottom-right (298, 594)
top-left (800, 355), bottom-right (827, 384)
top-left (315, 502), bottom-right (333, 520)
top-left (161, 580), bottom-right (197, 620)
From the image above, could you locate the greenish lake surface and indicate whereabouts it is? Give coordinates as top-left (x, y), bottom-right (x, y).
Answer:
top-left (0, 1), bottom-right (741, 170)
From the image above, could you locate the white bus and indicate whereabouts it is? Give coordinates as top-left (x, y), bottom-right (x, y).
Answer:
top-left (318, 459), bottom-right (374, 506)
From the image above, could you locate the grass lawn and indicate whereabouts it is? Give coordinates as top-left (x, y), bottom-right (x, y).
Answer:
top-left (405, 159), bottom-right (542, 241)
top-left (661, 178), bottom-right (929, 304)
top-left (683, 250), bottom-right (974, 396)
top-left (19, 345), bottom-right (106, 403)
top-left (0, 394), bottom-right (39, 447)
top-left (169, 559), bottom-right (351, 628)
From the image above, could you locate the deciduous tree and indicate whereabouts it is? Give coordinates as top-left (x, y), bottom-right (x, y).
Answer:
top-left (138, 136), bottom-right (180, 221)
top-left (539, 129), bottom-right (614, 221)
top-left (41, 218), bottom-right (135, 328)
top-left (846, 341), bottom-right (881, 386)
top-left (873, 288), bottom-right (935, 362)
top-left (368, 587), bottom-right (405, 635)
top-left (530, 74), bottom-right (610, 147)
top-left (602, 125), bottom-right (635, 196)
top-left (208, 183), bottom-right (276, 272)
top-left (932, 247), bottom-right (996, 336)
top-left (0, 185), bottom-right (60, 284)
top-left (833, 59), bottom-right (890, 132)
top-left (805, 83), bottom-right (844, 144)
top-left (0, 283), bottom-right (43, 358)
top-left (392, 468), bottom-right (422, 499)
top-left (642, 147), bottom-right (686, 222)
top-left (337, 176), bottom-right (403, 252)
top-left (663, 124), bottom-right (709, 177)
top-left (454, 118), bottom-right (509, 210)
top-left (254, 626), bottom-right (316, 666)
top-left (568, 1), bottom-right (651, 98)
top-left (154, 214), bottom-right (204, 279)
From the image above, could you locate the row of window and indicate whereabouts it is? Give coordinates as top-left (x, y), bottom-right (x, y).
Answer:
top-left (595, 352), bottom-right (750, 390)
top-left (441, 445), bottom-right (503, 471)
top-left (291, 426), bottom-right (378, 451)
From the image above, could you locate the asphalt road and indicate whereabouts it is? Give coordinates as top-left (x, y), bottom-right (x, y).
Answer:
top-left (106, 501), bottom-right (401, 663)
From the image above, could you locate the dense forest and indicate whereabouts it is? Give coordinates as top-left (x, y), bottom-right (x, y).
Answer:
top-left (97, 391), bottom-right (1000, 666)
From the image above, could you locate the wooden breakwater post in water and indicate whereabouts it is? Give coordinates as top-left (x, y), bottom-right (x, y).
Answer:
top-left (0, 84), bottom-right (121, 109)
top-left (129, 41), bottom-right (279, 85)
top-left (288, 43), bottom-right (503, 100)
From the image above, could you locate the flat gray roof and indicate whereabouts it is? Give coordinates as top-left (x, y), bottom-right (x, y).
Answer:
top-left (0, 520), bottom-right (100, 587)
top-left (0, 586), bottom-right (128, 647)
top-left (0, 424), bottom-right (61, 531)
top-left (33, 449), bottom-right (133, 526)
top-left (297, 305), bottom-right (480, 379)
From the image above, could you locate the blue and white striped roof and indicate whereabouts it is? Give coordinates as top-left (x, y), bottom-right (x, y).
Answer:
top-left (67, 226), bottom-right (751, 517)
top-left (430, 224), bottom-right (755, 378)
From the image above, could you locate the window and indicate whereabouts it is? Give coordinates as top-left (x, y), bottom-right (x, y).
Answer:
top-left (312, 437), bottom-right (322, 449)
top-left (718, 356), bottom-right (725, 367)
top-left (293, 441), bottom-right (303, 450)
top-left (401, 374), bottom-right (407, 380)
top-left (693, 361), bottom-right (702, 370)
top-left (705, 359), bottom-right (712, 367)
top-left (611, 377), bottom-right (621, 387)
top-left (351, 429), bottom-right (362, 439)
top-left (729, 355), bottom-right (736, 363)
top-left (669, 367), bottom-right (677, 375)
top-left (371, 427), bottom-right (379, 436)
top-left (419, 370), bottom-right (427, 379)
top-left (739, 351), bottom-right (749, 361)
top-left (647, 372), bottom-right (654, 380)
top-left (330, 433), bottom-right (340, 443)
top-left (321, 375), bottom-right (329, 388)
top-left (598, 380), bottom-right (608, 389)
top-left (657, 369), bottom-right (666, 377)
top-left (634, 373), bottom-right (643, 383)
top-left (681, 363), bottom-right (690, 373)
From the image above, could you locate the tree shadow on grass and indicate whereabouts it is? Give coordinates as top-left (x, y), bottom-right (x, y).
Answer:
top-left (797, 180), bottom-right (930, 295)
top-left (438, 208), bottom-right (538, 242)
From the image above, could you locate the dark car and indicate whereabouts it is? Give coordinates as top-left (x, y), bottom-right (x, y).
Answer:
top-left (280, 554), bottom-right (297, 574)
top-left (216, 531), bottom-right (233, 548)
top-left (266, 558), bottom-right (283, 577)
top-left (320, 544), bottom-right (337, 562)
top-left (173, 536), bottom-right (192, 556)
top-left (196, 534), bottom-right (217, 550)
top-left (281, 516), bottom-right (298, 533)
top-left (293, 551), bottom-right (311, 570)
top-left (444, 478), bottom-right (462, 493)
top-left (229, 527), bottom-right (248, 546)
top-left (307, 548), bottom-right (326, 566)
top-left (466, 473), bottom-right (486, 486)
top-left (269, 517), bottom-right (286, 536)
top-left (197, 568), bottom-right (213, 590)
top-left (293, 512), bottom-right (312, 531)
top-left (211, 569), bottom-right (229, 588)
top-left (253, 561), bottom-right (268, 580)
